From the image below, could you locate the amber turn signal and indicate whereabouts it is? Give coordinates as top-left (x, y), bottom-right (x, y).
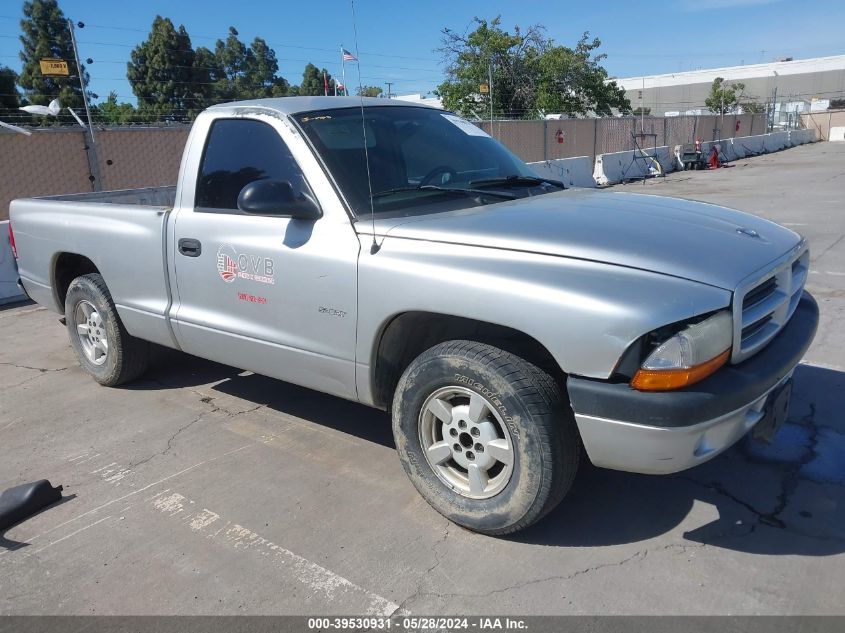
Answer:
top-left (630, 349), bottom-right (730, 392)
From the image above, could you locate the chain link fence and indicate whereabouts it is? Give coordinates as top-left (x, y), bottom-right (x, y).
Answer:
top-left (0, 125), bottom-right (190, 220)
top-left (0, 111), bottom-right (784, 220)
top-left (479, 113), bottom-right (770, 163)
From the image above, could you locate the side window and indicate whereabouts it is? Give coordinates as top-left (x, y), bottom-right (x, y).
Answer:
top-left (195, 119), bottom-right (309, 212)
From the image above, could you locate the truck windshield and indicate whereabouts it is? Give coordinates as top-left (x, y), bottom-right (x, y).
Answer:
top-left (295, 106), bottom-right (559, 218)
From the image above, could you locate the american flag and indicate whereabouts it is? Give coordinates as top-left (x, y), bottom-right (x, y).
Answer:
top-left (342, 49), bottom-right (357, 62)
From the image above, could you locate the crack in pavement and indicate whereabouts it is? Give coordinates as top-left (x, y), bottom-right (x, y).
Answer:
top-left (127, 394), bottom-right (268, 469)
top-left (767, 404), bottom-right (820, 524)
top-left (0, 362), bottom-right (71, 389)
top-left (668, 403), bottom-right (844, 543)
top-left (129, 410), bottom-right (212, 469)
top-left (0, 361), bottom-right (69, 373)
top-left (391, 547), bottom-right (648, 613)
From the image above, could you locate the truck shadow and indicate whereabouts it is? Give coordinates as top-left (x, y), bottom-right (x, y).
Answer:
top-left (133, 347), bottom-right (396, 448)
top-left (514, 363), bottom-right (845, 555)
top-left (133, 352), bottom-right (844, 555)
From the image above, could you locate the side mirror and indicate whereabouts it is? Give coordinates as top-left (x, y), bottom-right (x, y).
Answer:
top-left (237, 179), bottom-right (322, 220)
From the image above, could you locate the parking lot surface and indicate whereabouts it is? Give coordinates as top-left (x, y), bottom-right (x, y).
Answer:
top-left (1, 140), bottom-right (844, 615)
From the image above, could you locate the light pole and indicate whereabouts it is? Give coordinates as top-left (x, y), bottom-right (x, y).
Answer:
top-left (68, 19), bottom-right (101, 191)
top-left (68, 20), bottom-right (96, 144)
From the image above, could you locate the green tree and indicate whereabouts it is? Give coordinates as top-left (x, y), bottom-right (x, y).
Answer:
top-left (249, 37), bottom-right (289, 97)
top-left (436, 17), bottom-right (629, 119)
top-left (93, 91), bottom-right (137, 124)
top-left (127, 16), bottom-right (203, 121)
top-left (356, 85), bottom-right (383, 97)
top-left (0, 66), bottom-right (22, 121)
top-left (299, 63), bottom-right (333, 96)
top-left (536, 33), bottom-right (629, 116)
top-left (211, 30), bottom-right (289, 100)
top-left (193, 45), bottom-right (223, 108)
top-left (739, 100), bottom-right (766, 114)
top-left (18, 0), bottom-right (88, 122)
top-left (213, 27), bottom-right (251, 100)
top-left (705, 77), bottom-right (746, 114)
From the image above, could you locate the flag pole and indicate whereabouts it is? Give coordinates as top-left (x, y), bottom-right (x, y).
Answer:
top-left (341, 44), bottom-right (347, 96)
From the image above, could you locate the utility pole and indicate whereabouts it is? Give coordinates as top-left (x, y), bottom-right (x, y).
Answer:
top-left (770, 70), bottom-right (779, 132)
top-left (385, 82), bottom-right (393, 99)
top-left (641, 77), bottom-right (645, 133)
top-left (68, 19), bottom-right (101, 191)
top-left (488, 61), bottom-right (494, 136)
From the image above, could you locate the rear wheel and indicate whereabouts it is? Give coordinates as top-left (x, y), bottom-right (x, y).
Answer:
top-left (392, 340), bottom-right (579, 535)
top-left (64, 273), bottom-right (150, 386)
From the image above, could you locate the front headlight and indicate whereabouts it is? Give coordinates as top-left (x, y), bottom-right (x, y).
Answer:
top-left (631, 310), bottom-right (732, 391)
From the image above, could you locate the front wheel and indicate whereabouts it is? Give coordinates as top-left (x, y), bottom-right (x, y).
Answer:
top-left (64, 273), bottom-right (150, 386)
top-left (392, 340), bottom-right (579, 535)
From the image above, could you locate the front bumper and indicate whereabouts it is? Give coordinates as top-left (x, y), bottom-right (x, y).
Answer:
top-left (567, 292), bottom-right (819, 474)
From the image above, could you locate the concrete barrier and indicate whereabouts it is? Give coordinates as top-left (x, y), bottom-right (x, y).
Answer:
top-left (764, 131), bottom-right (788, 152)
top-left (788, 129), bottom-right (810, 146)
top-left (651, 146), bottom-right (675, 173)
top-left (0, 220), bottom-right (25, 305)
top-left (796, 128), bottom-right (818, 144)
top-left (700, 140), bottom-right (736, 163)
top-left (529, 156), bottom-right (596, 188)
top-left (734, 134), bottom-right (765, 156)
top-left (593, 146), bottom-right (673, 185)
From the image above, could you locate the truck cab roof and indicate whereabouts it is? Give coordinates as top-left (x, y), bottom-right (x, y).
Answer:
top-left (206, 96), bottom-right (436, 117)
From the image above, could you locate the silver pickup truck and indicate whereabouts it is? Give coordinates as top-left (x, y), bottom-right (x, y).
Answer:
top-left (10, 97), bottom-right (818, 534)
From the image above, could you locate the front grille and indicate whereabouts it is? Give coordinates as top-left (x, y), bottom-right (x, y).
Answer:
top-left (732, 247), bottom-right (808, 363)
top-left (742, 276), bottom-right (777, 310)
top-left (741, 314), bottom-right (773, 339)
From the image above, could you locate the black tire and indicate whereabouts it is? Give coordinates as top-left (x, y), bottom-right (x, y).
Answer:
top-left (392, 340), bottom-right (579, 535)
top-left (64, 273), bottom-right (150, 386)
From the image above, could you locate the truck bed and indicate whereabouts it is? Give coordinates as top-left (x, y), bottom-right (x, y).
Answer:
top-left (36, 185), bottom-right (176, 208)
top-left (10, 186), bottom-right (177, 349)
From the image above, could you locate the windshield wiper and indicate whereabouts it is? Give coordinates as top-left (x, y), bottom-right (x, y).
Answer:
top-left (371, 185), bottom-right (516, 200)
top-left (469, 175), bottom-right (565, 189)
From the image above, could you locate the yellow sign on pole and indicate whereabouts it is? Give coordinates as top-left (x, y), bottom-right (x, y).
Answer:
top-left (39, 59), bottom-right (69, 77)
top-left (479, 83), bottom-right (489, 94)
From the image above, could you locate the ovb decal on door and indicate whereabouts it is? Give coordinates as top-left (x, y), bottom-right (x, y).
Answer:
top-left (216, 244), bottom-right (275, 285)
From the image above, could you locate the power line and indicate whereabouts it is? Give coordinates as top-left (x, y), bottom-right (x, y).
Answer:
top-left (0, 15), bottom-right (441, 62)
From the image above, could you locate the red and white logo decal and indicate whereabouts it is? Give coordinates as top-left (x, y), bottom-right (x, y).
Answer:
top-left (216, 245), bottom-right (238, 283)
top-left (216, 244), bottom-right (275, 285)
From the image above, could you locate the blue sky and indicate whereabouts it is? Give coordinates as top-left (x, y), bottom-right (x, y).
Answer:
top-left (2, 0), bottom-right (844, 105)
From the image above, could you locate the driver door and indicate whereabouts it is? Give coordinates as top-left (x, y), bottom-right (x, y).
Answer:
top-left (170, 115), bottom-right (360, 400)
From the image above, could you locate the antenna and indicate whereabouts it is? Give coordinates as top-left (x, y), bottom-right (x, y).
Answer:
top-left (349, 0), bottom-right (380, 254)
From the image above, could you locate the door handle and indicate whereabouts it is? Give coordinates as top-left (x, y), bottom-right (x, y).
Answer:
top-left (178, 238), bottom-right (202, 257)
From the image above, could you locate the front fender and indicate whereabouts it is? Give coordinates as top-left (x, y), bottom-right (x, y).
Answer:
top-left (355, 238), bottom-right (731, 404)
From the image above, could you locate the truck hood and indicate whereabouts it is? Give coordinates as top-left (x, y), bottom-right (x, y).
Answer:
top-left (372, 189), bottom-right (802, 290)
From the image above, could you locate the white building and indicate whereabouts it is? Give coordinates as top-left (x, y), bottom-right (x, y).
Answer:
top-left (615, 55), bottom-right (845, 116)
top-left (390, 93), bottom-right (444, 109)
